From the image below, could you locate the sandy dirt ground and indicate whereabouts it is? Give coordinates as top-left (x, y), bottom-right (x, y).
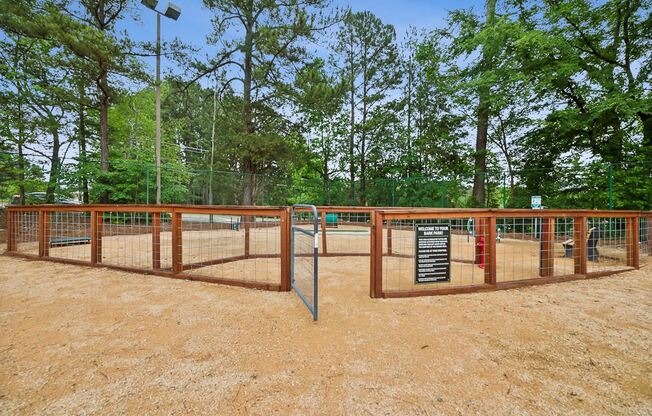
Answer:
top-left (1, 252), bottom-right (651, 415)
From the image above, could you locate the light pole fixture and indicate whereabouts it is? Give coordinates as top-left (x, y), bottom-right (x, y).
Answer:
top-left (141, 1), bottom-right (181, 205)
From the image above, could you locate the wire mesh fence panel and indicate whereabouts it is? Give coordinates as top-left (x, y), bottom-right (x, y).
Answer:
top-left (247, 217), bottom-right (282, 257)
top-left (382, 218), bottom-right (487, 293)
top-left (292, 206), bottom-right (318, 320)
top-left (318, 210), bottom-right (371, 257)
top-left (99, 211), bottom-right (163, 270)
top-left (5, 205), bottom-right (647, 297)
top-left (180, 213), bottom-right (282, 286)
top-left (158, 214), bottom-right (173, 270)
top-left (495, 217), bottom-right (554, 282)
top-left (553, 217), bottom-right (577, 276)
top-left (48, 211), bottom-right (91, 262)
top-left (14, 210), bottom-right (39, 255)
top-left (585, 217), bottom-right (629, 273)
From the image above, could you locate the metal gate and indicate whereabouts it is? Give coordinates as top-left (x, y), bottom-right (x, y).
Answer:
top-left (291, 204), bottom-right (319, 321)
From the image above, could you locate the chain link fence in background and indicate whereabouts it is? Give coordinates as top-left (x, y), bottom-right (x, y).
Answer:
top-left (1, 152), bottom-right (650, 210)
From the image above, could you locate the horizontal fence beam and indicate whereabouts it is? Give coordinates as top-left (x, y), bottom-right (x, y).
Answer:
top-left (7, 205), bottom-right (647, 219)
top-left (378, 209), bottom-right (645, 220)
top-left (370, 209), bottom-right (647, 298)
top-left (4, 205), bottom-right (649, 298)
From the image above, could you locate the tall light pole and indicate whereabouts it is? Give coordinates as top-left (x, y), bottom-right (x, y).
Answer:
top-left (141, 1), bottom-right (181, 204)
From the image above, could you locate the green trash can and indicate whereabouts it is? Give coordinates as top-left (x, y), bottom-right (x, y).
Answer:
top-left (325, 213), bottom-right (338, 228)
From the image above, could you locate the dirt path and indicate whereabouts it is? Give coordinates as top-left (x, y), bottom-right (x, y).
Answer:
top-left (1, 254), bottom-right (651, 415)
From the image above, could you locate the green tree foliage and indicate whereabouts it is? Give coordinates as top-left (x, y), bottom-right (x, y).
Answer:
top-left (194, 0), bottom-right (339, 204)
top-left (0, 0), bottom-right (146, 202)
top-left (334, 11), bottom-right (401, 204)
top-left (511, 0), bottom-right (652, 209)
top-left (0, 0), bottom-right (650, 210)
top-left (293, 58), bottom-right (346, 203)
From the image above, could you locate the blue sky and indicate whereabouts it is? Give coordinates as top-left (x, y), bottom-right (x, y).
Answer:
top-left (121, 0), bottom-right (484, 83)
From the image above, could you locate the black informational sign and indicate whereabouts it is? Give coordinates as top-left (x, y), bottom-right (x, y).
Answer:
top-left (415, 224), bottom-right (451, 284)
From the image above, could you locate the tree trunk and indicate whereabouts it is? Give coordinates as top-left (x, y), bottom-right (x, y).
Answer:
top-left (639, 111), bottom-right (652, 148)
top-left (472, 0), bottom-right (496, 207)
top-left (473, 106), bottom-right (489, 206)
top-left (639, 111), bottom-right (652, 162)
top-left (242, 158), bottom-right (255, 206)
top-left (406, 58), bottom-right (413, 176)
top-left (321, 123), bottom-right (330, 202)
top-left (78, 83), bottom-right (89, 204)
top-left (17, 140), bottom-right (25, 205)
top-left (46, 125), bottom-right (60, 203)
top-left (360, 32), bottom-right (368, 206)
top-left (98, 67), bottom-right (110, 203)
top-left (79, 104), bottom-right (90, 204)
top-left (15, 44), bottom-right (25, 205)
top-left (209, 79), bottom-right (218, 205)
top-left (349, 31), bottom-right (356, 205)
top-left (242, 7), bottom-right (255, 205)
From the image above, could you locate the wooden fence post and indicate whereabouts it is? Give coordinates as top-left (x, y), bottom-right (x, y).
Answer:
top-left (38, 210), bottom-right (50, 257)
top-left (369, 211), bottom-right (376, 297)
top-left (539, 217), bottom-right (554, 277)
top-left (90, 210), bottom-right (103, 264)
top-left (171, 211), bottom-right (182, 275)
top-left (648, 215), bottom-right (652, 256)
top-left (474, 217), bottom-right (483, 264)
top-left (43, 210), bottom-right (50, 257)
top-left (7, 210), bottom-right (17, 252)
top-left (280, 208), bottom-right (291, 291)
top-left (152, 212), bottom-right (161, 270)
top-left (485, 216), bottom-right (497, 284)
top-left (244, 216), bottom-right (251, 258)
top-left (320, 211), bottom-right (327, 254)
top-left (573, 216), bottom-right (587, 275)
top-left (370, 210), bottom-right (383, 298)
top-left (387, 223), bottom-right (393, 256)
top-left (626, 217), bottom-right (639, 268)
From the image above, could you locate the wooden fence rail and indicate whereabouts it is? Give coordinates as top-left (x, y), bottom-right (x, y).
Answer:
top-left (370, 209), bottom-right (648, 298)
top-left (4, 205), bottom-right (650, 297)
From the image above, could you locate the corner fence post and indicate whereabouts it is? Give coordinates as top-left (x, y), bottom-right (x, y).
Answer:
top-left (485, 216), bottom-right (497, 285)
top-left (152, 212), bottom-right (161, 270)
top-left (280, 207), bottom-right (291, 291)
top-left (539, 217), bottom-right (554, 277)
top-left (370, 210), bottom-right (383, 298)
top-left (573, 216), bottom-right (587, 275)
top-left (171, 210), bottom-right (182, 275)
top-left (626, 216), bottom-right (639, 268)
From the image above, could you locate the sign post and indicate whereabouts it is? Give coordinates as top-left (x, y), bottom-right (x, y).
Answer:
top-left (531, 195), bottom-right (542, 238)
top-left (415, 224), bottom-right (451, 284)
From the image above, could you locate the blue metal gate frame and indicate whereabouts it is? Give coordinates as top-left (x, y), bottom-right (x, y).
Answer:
top-left (291, 204), bottom-right (319, 321)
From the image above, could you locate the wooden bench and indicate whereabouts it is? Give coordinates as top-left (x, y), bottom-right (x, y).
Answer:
top-left (50, 236), bottom-right (91, 248)
top-left (562, 227), bottom-right (599, 261)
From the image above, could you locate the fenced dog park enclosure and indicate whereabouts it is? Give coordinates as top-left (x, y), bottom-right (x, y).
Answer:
top-left (4, 204), bottom-right (651, 316)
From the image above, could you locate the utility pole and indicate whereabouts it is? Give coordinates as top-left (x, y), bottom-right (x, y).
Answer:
top-left (141, 0), bottom-right (181, 205)
top-left (156, 12), bottom-right (161, 204)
